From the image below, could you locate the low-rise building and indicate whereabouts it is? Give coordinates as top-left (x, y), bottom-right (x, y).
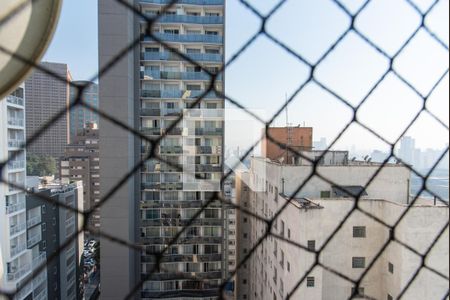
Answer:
top-left (236, 155), bottom-right (449, 300)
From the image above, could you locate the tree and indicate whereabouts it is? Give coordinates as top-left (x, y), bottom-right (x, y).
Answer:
top-left (26, 154), bottom-right (57, 176)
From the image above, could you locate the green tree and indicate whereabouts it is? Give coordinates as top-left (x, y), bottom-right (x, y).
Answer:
top-left (26, 154), bottom-right (57, 176)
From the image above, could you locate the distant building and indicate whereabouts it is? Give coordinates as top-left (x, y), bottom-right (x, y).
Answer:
top-left (60, 123), bottom-right (100, 230)
top-left (313, 137), bottom-right (328, 151)
top-left (1, 85), bottom-right (48, 300)
top-left (261, 127), bottom-right (313, 163)
top-left (25, 62), bottom-right (72, 159)
top-left (398, 136), bottom-right (416, 166)
top-left (26, 181), bottom-right (84, 300)
top-left (69, 82), bottom-right (99, 141)
top-left (235, 155), bottom-right (448, 300)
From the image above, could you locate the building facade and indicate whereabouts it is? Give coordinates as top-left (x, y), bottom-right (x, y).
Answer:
top-left (261, 127), bottom-right (313, 163)
top-left (26, 181), bottom-right (84, 300)
top-left (25, 62), bottom-right (72, 159)
top-left (99, 0), bottom-right (225, 299)
top-left (61, 124), bottom-right (100, 230)
top-left (1, 86), bottom-right (48, 300)
top-left (69, 82), bottom-right (99, 141)
top-left (235, 156), bottom-right (449, 300)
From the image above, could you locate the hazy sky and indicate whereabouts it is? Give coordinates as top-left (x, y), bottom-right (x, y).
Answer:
top-left (43, 0), bottom-right (449, 154)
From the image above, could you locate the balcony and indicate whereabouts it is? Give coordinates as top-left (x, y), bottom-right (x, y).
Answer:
top-left (32, 252), bottom-right (46, 269)
top-left (10, 242), bottom-right (27, 257)
top-left (195, 164), bottom-right (222, 173)
top-left (10, 222), bottom-right (26, 235)
top-left (141, 108), bottom-right (161, 116)
top-left (144, 14), bottom-right (224, 25)
top-left (162, 108), bottom-right (183, 117)
top-left (7, 118), bottom-right (24, 127)
top-left (28, 231), bottom-right (42, 247)
top-left (194, 128), bottom-right (224, 136)
top-left (144, 32), bottom-right (223, 44)
top-left (141, 51), bottom-right (223, 62)
top-left (6, 95), bottom-right (24, 106)
top-left (140, 0), bottom-right (224, 5)
top-left (142, 70), bottom-right (223, 81)
top-left (27, 215), bottom-right (41, 228)
top-left (162, 127), bottom-right (183, 136)
top-left (6, 263), bottom-right (31, 281)
top-left (8, 160), bottom-right (25, 171)
top-left (8, 139), bottom-right (25, 148)
top-left (5, 201), bottom-right (26, 214)
top-left (140, 127), bottom-right (161, 136)
top-left (141, 89), bottom-right (221, 99)
top-left (160, 146), bottom-right (183, 154)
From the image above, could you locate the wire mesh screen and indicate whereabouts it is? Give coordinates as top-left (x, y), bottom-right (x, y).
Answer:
top-left (0, 0), bottom-right (449, 299)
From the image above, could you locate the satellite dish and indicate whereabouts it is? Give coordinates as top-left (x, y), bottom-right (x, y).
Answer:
top-left (0, 0), bottom-right (62, 99)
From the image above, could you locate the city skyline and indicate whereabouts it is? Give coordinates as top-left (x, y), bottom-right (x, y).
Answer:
top-left (43, 0), bottom-right (449, 151)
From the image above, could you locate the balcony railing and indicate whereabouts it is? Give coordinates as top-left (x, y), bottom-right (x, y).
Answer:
top-left (8, 139), bottom-right (25, 148)
top-left (10, 242), bottom-right (27, 257)
top-left (27, 215), bottom-right (41, 228)
top-left (144, 14), bottom-right (224, 24)
top-left (32, 252), bottom-right (47, 269)
top-left (141, 89), bottom-right (221, 99)
top-left (194, 128), bottom-right (224, 136)
top-left (140, 127), bottom-right (162, 136)
top-left (141, 51), bottom-right (223, 62)
top-left (10, 222), bottom-right (26, 235)
top-left (8, 160), bottom-right (25, 171)
top-left (160, 146), bottom-right (183, 154)
top-left (5, 201), bottom-right (26, 214)
top-left (195, 165), bottom-right (222, 173)
top-left (142, 70), bottom-right (223, 81)
top-left (6, 263), bottom-right (31, 281)
top-left (144, 32), bottom-right (223, 44)
top-left (6, 95), bottom-right (24, 106)
top-left (7, 118), bottom-right (24, 127)
top-left (140, 0), bottom-right (224, 5)
top-left (28, 231), bottom-right (42, 247)
top-left (141, 108), bottom-right (161, 116)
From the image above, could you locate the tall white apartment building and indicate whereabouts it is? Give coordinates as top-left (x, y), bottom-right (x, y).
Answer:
top-left (236, 153), bottom-right (449, 300)
top-left (1, 87), bottom-right (47, 300)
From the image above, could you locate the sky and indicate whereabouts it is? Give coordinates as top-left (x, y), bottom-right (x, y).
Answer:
top-left (43, 0), bottom-right (449, 155)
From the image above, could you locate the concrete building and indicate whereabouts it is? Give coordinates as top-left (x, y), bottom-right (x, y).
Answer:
top-left (25, 62), bottom-right (72, 159)
top-left (1, 86), bottom-right (48, 300)
top-left (26, 181), bottom-right (84, 300)
top-left (99, 0), bottom-right (225, 298)
top-left (69, 81), bottom-right (99, 141)
top-left (235, 155), bottom-right (449, 300)
top-left (261, 127), bottom-right (313, 163)
top-left (60, 123), bottom-right (100, 230)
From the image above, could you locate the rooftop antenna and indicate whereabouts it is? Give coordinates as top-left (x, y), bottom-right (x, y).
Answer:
top-left (285, 93), bottom-right (293, 164)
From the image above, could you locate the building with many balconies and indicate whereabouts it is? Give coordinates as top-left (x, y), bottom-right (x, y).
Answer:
top-left (1, 86), bottom-right (48, 300)
top-left (99, 0), bottom-right (226, 299)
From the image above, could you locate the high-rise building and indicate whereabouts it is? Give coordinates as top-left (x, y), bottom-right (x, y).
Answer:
top-left (26, 181), bottom-right (84, 300)
top-left (25, 62), bottom-right (72, 159)
top-left (398, 136), bottom-right (416, 166)
top-left (99, 1), bottom-right (225, 299)
top-left (261, 127), bottom-right (313, 163)
top-left (235, 155), bottom-right (448, 300)
top-left (69, 81), bottom-right (99, 141)
top-left (60, 123), bottom-right (100, 230)
top-left (1, 86), bottom-right (48, 300)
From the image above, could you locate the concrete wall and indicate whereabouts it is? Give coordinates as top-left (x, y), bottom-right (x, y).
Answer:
top-left (98, 0), bottom-right (138, 299)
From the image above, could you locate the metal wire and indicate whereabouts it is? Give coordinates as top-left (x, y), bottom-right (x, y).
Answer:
top-left (0, 0), bottom-right (448, 299)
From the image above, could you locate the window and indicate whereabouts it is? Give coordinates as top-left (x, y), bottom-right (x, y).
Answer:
top-left (353, 226), bottom-right (366, 238)
top-left (388, 262), bottom-right (394, 274)
top-left (352, 257), bottom-right (366, 269)
top-left (306, 277), bottom-right (315, 287)
top-left (387, 294), bottom-right (393, 300)
top-left (320, 191), bottom-right (331, 198)
top-left (287, 262), bottom-right (290, 272)
top-left (307, 240), bottom-right (316, 251)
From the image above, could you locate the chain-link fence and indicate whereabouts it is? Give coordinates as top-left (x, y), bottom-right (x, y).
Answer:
top-left (0, 0), bottom-right (448, 299)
